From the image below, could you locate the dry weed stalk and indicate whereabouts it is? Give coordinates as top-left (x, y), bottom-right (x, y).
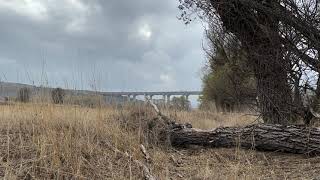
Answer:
top-left (0, 102), bottom-right (319, 179)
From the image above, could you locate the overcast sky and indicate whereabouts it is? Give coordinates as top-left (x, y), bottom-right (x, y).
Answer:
top-left (0, 0), bottom-right (205, 94)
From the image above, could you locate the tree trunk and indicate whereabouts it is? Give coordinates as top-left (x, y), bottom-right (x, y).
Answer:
top-left (251, 42), bottom-right (292, 124)
top-left (169, 124), bottom-right (320, 155)
top-left (251, 1), bottom-right (292, 124)
top-left (209, 0), bottom-right (293, 124)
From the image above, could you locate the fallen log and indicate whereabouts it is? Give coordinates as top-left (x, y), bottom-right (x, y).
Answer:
top-left (169, 124), bottom-right (320, 155)
top-left (146, 100), bottom-right (320, 155)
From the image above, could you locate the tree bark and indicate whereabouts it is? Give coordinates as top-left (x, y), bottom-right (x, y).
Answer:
top-left (169, 124), bottom-right (320, 155)
top-left (148, 99), bottom-right (320, 155)
top-left (209, 0), bottom-right (293, 124)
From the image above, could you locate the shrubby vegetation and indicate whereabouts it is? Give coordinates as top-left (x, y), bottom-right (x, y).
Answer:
top-left (179, 0), bottom-right (320, 124)
top-left (170, 96), bottom-right (191, 111)
top-left (17, 87), bottom-right (31, 103)
top-left (51, 88), bottom-right (65, 104)
top-left (200, 34), bottom-right (256, 111)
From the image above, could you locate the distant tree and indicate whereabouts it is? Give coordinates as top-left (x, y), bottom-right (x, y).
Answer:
top-left (200, 33), bottom-right (256, 111)
top-left (17, 87), bottom-right (30, 103)
top-left (170, 96), bottom-right (191, 111)
top-left (51, 88), bottom-right (65, 104)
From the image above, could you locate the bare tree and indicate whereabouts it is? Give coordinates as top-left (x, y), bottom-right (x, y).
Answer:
top-left (170, 96), bottom-right (191, 111)
top-left (51, 88), bottom-right (65, 104)
top-left (179, 0), bottom-right (320, 124)
top-left (17, 87), bottom-right (30, 103)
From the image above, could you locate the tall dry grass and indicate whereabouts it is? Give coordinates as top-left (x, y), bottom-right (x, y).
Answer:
top-left (0, 102), bottom-right (319, 179)
top-left (0, 103), bottom-right (144, 179)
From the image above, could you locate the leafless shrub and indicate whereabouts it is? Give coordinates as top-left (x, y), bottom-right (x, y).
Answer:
top-left (17, 87), bottom-right (30, 103)
top-left (51, 88), bottom-right (65, 104)
top-left (118, 105), bottom-right (170, 147)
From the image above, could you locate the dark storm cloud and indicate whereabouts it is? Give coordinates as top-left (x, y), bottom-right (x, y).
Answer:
top-left (0, 0), bottom-right (205, 94)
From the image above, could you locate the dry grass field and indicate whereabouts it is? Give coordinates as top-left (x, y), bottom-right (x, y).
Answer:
top-left (0, 102), bottom-right (320, 179)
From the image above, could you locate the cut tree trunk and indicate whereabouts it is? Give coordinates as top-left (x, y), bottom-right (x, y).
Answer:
top-left (169, 124), bottom-right (320, 155)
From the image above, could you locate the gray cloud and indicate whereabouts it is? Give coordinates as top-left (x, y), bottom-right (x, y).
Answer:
top-left (0, 0), bottom-right (205, 95)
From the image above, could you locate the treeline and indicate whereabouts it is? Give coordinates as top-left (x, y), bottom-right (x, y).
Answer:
top-left (15, 87), bottom-right (104, 107)
top-left (16, 87), bottom-right (65, 104)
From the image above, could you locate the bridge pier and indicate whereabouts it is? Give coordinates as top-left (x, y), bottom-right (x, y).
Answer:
top-left (132, 95), bottom-right (137, 101)
top-left (185, 94), bottom-right (189, 101)
top-left (166, 95), bottom-right (171, 104)
top-left (144, 94), bottom-right (153, 101)
top-left (126, 94), bottom-right (131, 102)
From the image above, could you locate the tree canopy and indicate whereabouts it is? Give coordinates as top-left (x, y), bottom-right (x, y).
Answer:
top-left (179, 0), bottom-right (320, 124)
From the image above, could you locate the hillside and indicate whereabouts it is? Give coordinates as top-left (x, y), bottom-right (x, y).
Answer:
top-left (0, 82), bottom-right (131, 104)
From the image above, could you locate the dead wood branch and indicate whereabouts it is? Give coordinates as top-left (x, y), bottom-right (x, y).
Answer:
top-left (102, 140), bottom-right (156, 180)
top-left (140, 144), bottom-right (152, 164)
top-left (147, 99), bottom-right (192, 130)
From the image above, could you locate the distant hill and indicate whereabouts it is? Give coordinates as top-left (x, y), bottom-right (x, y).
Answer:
top-left (0, 82), bottom-right (36, 97)
top-left (0, 82), bottom-right (133, 105)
